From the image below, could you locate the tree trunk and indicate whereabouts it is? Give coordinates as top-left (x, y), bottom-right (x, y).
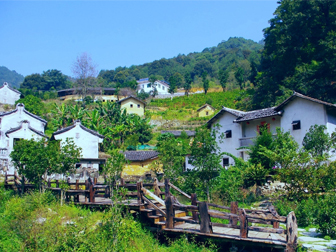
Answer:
top-left (207, 184), bottom-right (210, 203)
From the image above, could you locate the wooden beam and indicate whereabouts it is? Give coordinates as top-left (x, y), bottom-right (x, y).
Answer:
top-left (230, 201), bottom-right (238, 226)
top-left (141, 187), bottom-right (165, 206)
top-left (199, 201), bottom-right (213, 234)
top-left (286, 211), bottom-right (298, 252)
top-left (169, 182), bottom-right (191, 199)
top-left (240, 209), bottom-right (248, 238)
top-left (165, 195), bottom-right (174, 229)
top-left (165, 178), bottom-right (170, 199)
top-left (142, 195), bottom-right (166, 217)
top-left (191, 193), bottom-right (198, 221)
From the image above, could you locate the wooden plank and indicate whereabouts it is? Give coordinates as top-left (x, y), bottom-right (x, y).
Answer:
top-left (173, 204), bottom-right (198, 212)
top-left (174, 217), bottom-right (199, 224)
top-left (191, 193), bottom-right (198, 221)
top-left (169, 182), bottom-right (191, 199)
top-left (246, 213), bottom-right (287, 223)
top-left (142, 195), bottom-right (166, 217)
top-left (248, 226), bottom-right (286, 235)
top-left (208, 203), bottom-right (230, 210)
top-left (141, 187), bottom-right (165, 206)
top-left (230, 201), bottom-right (238, 226)
top-left (165, 178), bottom-right (170, 199)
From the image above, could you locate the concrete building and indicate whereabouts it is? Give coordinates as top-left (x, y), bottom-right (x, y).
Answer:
top-left (117, 96), bottom-right (146, 116)
top-left (137, 78), bottom-right (170, 95)
top-left (0, 82), bottom-right (21, 105)
top-left (197, 104), bottom-right (215, 117)
top-left (0, 103), bottom-right (47, 173)
top-left (57, 87), bottom-right (125, 102)
top-left (207, 92), bottom-right (336, 167)
top-left (51, 120), bottom-right (105, 171)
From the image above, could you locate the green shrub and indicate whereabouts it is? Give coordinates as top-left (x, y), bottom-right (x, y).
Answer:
top-left (316, 194), bottom-right (336, 238)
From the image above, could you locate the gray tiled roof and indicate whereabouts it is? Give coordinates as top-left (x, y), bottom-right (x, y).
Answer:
top-left (234, 107), bottom-right (282, 123)
top-left (0, 103), bottom-right (47, 124)
top-left (161, 130), bottom-right (196, 137)
top-left (0, 82), bottom-right (21, 94)
top-left (5, 120), bottom-right (47, 138)
top-left (117, 95), bottom-right (146, 105)
top-left (52, 120), bottom-right (104, 139)
top-left (197, 104), bottom-right (215, 112)
top-left (123, 151), bottom-right (159, 161)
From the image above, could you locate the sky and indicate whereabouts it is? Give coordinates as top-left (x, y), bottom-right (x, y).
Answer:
top-left (1, 1), bottom-right (279, 77)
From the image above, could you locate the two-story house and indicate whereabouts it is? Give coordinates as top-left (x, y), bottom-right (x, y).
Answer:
top-left (137, 78), bottom-right (170, 95)
top-left (207, 92), bottom-right (336, 167)
top-left (51, 120), bottom-right (105, 172)
top-left (0, 82), bottom-right (21, 105)
top-left (0, 103), bottom-right (47, 173)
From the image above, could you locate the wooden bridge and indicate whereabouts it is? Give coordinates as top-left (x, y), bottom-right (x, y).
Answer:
top-left (4, 173), bottom-right (298, 252)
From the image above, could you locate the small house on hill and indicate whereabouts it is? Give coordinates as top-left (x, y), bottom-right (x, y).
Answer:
top-left (136, 78), bottom-right (170, 95)
top-left (51, 120), bottom-right (105, 171)
top-left (0, 103), bottom-right (47, 173)
top-left (122, 150), bottom-right (160, 179)
top-left (197, 104), bottom-right (215, 117)
top-left (117, 96), bottom-right (146, 116)
top-left (0, 82), bottom-right (21, 105)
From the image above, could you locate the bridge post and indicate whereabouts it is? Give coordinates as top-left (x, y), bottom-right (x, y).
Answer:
top-left (137, 182), bottom-right (144, 205)
top-left (75, 180), bottom-right (79, 202)
top-left (165, 195), bottom-right (174, 229)
top-left (47, 178), bottom-right (51, 188)
top-left (165, 178), bottom-right (170, 199)
top-left (4, 172), bottom-right (7, 186)
top-left (230, 201), bottom-right (238, 226)
top-left (191, 193), bottom-right (198, 221)
top-left (89, 184), bottom-right (95, 203)
top-left (21, 176), bottom-right (25, 195)
top-left (153, 178), bottom-right (162, 198)
top-left (199, 201), bottom-right (213, 234)
top-left (286, 211), bottom-right (298, 252)
top-left (239, 209), bottom-right (248, 238)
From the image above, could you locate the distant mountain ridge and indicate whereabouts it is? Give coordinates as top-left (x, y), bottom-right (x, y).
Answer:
top-left (0, 66), bottom-right (24, 88)
top-left (99, 37), bottom-right (263, 89)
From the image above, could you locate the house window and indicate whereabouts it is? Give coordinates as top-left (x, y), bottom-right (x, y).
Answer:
top-left (225, 130), bottom-right (232, 138)
top-left (292, 120), bottom-right (301, 130)
top-left (206, 111), bottom-right (209, 116)
top-left (0, 149), bottom-right (7, 155)
top-left (130, 104), bottom-right (133, 108)
top-left (137, 104), bottom-right (140, 108)
top-left (240, 152), bottom-right (244, 160)
top-left (223, 158), bottom-right (229, 167)
top-left (147, 84), bottom-right (151, 88)
top-left (158, 84), bottom-right (161, 88)
top-left (76, 133), bottom-right (80, 139)
top-left (162, 86), bottom-right (165, 90)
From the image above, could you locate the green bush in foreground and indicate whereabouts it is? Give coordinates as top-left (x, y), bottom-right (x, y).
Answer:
top-left (0, 188), bottom-right (215, 252)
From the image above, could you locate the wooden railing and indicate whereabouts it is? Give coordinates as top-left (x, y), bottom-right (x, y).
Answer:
top-left (4, 172), bottom-right (34, 194)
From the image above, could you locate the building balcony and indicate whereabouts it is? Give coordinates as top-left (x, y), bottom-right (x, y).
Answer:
top-left (239, 137), bottom-right (254, 148)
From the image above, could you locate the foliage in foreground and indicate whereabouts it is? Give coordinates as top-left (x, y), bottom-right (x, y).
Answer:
top-left (0, 188), bottom-right (215, 252)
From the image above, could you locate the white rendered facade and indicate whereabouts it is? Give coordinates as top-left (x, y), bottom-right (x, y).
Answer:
top-left (0, 103), bottom-right (47, 173)
top-left (137, 78), bottom-right (170, 95)
top-left (0, 82), bottom-right (21, 105)
top-left (208, 92), bottom-right (336, 166)
top-left (52, 120), bottom-right (104, 170)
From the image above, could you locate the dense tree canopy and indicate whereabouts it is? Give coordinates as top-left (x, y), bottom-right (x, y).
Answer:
top-left (253, 0), bottom-right (336, 109)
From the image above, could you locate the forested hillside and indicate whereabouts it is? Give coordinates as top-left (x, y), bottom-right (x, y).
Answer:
top-left (99, 37), bottom-right (263, 90)
top-left (0, 66), bottom-right (24, 88)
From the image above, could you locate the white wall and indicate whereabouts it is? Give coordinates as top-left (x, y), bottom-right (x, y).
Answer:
top-left (280, 98), bottom-right (326, 148)
top-left (137, 81), bottom-right (170, 95)
top-left (0, 84), bottom-right (21, 105)
top-left (5, 122), bottom-right (45, 173)
top-left (53, 122), bottom-right (103, 159)
top-left (212, 112), bottom-right (241, 166)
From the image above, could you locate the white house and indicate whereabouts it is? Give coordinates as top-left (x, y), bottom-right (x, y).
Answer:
top-left (51, 120), bottom-right (105, 171)
top-left (0, 103), bottom-right (47, 173)
top-left (137, 78), bottom-right (170, 95)
top-left (0, 82), bottom-right (21, 105)
top-left (207, 92), bottom-right (336, 167)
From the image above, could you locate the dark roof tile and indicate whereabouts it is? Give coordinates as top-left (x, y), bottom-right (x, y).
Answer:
top-left (161, 130), bottom-right (195, 137)
top-left (123, 151), bottom-right (159, 161)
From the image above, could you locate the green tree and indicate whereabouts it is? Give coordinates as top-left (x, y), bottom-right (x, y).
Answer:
top-left (15, 95), bottom-right (45, 116)
top-left (303, 124), bottom-right (335, 158)
top-left (168, 75), bottom-right (177, 94)
top-left (189, 126), bottom-right (223, 202)
top-left (202, 72), bottom-right (209, 95)
top-left (254, 0), bottom-right (336, 108)
top-left (10, 138), bottom-right (81, 192)
top-left (155, 133), bottom-right (189, 180)
top-left (218, 69), bottom-right (229, 92)
top-left (234, 67), bottom-right (245, 90)
top-left (184, 72), bottom-right (192, 96)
